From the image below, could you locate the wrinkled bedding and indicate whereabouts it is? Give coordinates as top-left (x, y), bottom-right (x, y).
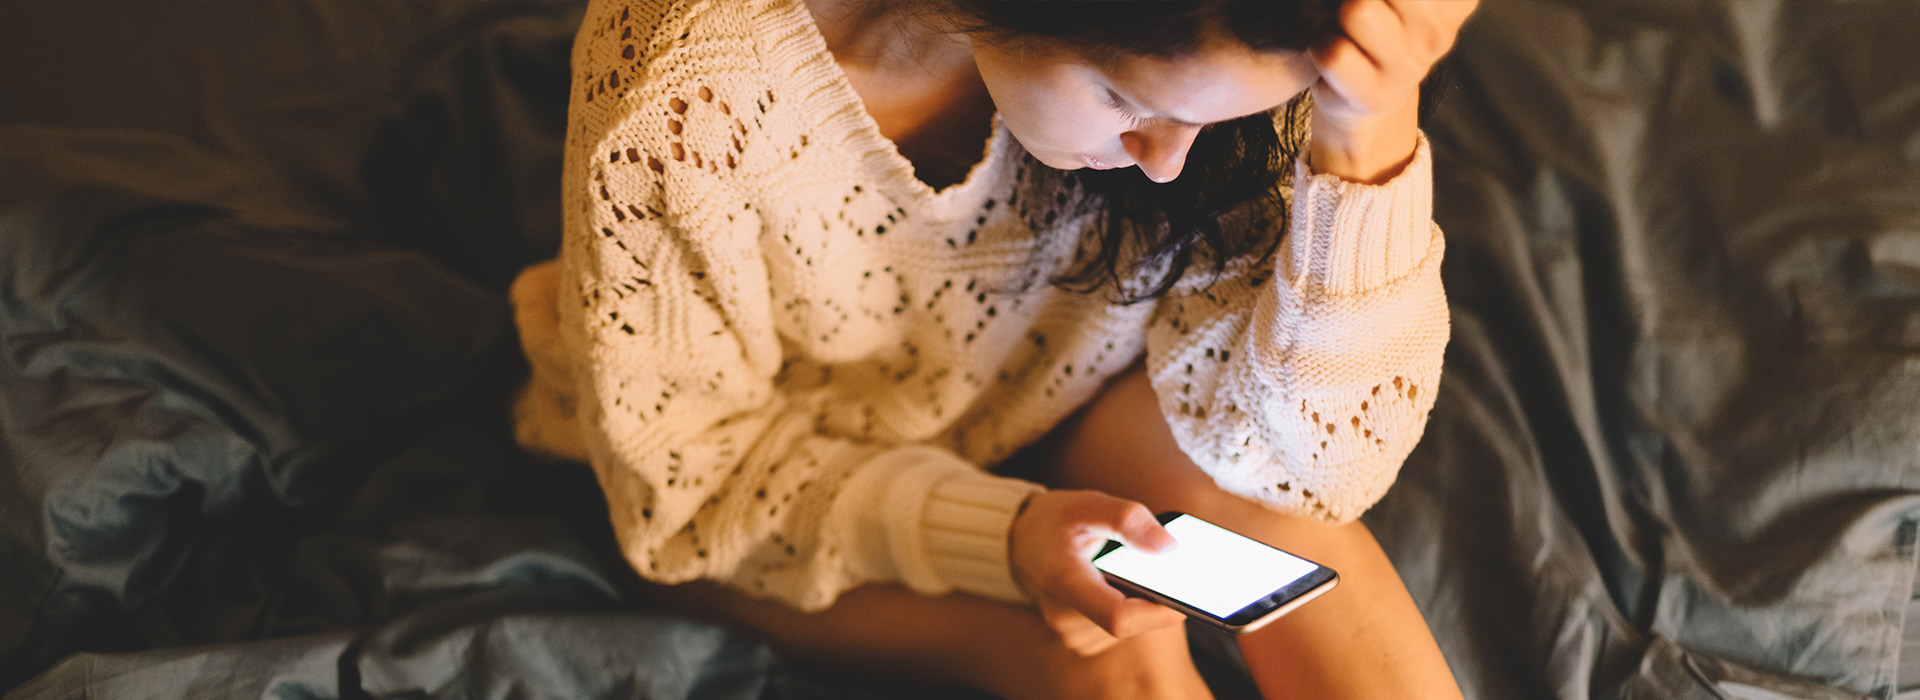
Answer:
top-left (1373, 2), bottom-right (1920, 697)
top-left (2, 0), bottom-right (1917, 698)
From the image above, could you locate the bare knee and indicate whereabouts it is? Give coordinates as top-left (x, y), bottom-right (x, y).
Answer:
top-left (1036, 365), bottom-right (1382, 565)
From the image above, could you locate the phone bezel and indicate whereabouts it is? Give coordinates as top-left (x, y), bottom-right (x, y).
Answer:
top-left (1093, 511), bottom-right (1340, 635)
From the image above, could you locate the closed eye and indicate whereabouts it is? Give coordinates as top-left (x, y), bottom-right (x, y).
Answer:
top-left (1102, 90), bottom-right (1148, 129)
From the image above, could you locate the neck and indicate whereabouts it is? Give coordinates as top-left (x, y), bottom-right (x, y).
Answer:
top-left (803, 0), bottom-right (996, 189)
top-left (803, 0), bottom-right (973, 77)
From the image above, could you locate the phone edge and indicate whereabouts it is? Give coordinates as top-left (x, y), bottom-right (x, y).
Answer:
top-left (1227, 573), bottom-right (1339, 635)
top-left (1098, 571), bottom-right (1341, 636)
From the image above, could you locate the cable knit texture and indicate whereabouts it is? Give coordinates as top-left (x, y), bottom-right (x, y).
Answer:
top-left (511, 0), bottom-right (1449, 611)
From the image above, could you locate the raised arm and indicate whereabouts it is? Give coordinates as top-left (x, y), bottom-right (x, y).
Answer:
top-left (1145, 136), bottom-right (1447, 522)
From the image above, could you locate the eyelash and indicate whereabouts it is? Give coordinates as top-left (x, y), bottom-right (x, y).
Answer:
top-left (1102, 92), bottom-right (1147, 128)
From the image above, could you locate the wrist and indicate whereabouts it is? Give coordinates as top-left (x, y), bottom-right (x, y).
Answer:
top-left (1007, 488), bottom-right (1045, 596)
top-left (1308, 95), bottom-right (1421, 185)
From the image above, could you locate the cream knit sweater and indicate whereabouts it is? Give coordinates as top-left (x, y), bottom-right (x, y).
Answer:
top-left (512, 0), bottom-right (1450, 610)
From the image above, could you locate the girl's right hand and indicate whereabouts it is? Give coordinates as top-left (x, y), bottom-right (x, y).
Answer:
top-left (1008, 489), bottom-right (1187, 655)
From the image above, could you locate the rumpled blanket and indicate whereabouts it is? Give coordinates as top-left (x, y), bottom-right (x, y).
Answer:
top-left (2, 0), bottom-right (1917, 698)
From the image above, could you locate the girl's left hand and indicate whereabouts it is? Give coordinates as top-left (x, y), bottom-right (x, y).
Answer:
top-left (1008, 489), bottom-right (1186, 656)
top-left (1308, 0), bottom-right (1477, 182)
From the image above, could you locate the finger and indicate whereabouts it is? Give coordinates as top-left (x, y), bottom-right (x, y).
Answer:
top-left (1410, 0), bottom-right (1480, 31)
top-left (1379, 0), bottom-right (1408, 24)
top-left (1110, 598), bottom-right (1188, 637)
top-left (1385, 0), bottom-right (1476, 62)
top-left (1051, 566), bottom-right (1186, 639)
top-left (1039, 603), bottom-right (1121, 655)
top-left (1381, 0), bottom-right (1436, 59)
top-left (1040, 601), bottom-right (1096, 632)
top-left (1451, 0), bottom-right (1482, 27)
top-left (1050, 556), bottom-right (1134, 633)
top-left (1323, 12), bottom-right (1426, 111)
top-left (1313, 21), bottom-right (1397, 103)
top-left (1065, 494), bottom-right (1173, 553)
top-left (1109, 502), bottom-right (1176, 553)
top-left (1310, 32), bottom-right (1365, 74)
top-left (1058, 570), bottom-right (1185, 639)
top-left (1338, 0), bottom-right (1403, 67)
top-left (1344, 0), bottom-right (1425, 78)
top-left (1312, 17), bottom-right (1370, 72)
top-left (1310, 38), bottom-right (1382, 107)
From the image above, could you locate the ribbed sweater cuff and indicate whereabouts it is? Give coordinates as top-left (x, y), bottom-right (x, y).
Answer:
top-left (921, 472), bottom-right (1043, 604)
top-left (1287, 133), bottom-right (1437, 296)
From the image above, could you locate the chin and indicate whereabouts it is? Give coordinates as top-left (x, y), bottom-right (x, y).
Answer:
top-left (1004, 134), bottom-right (1088, 171)
top-left (1027, 150), bottom-right (1088, 172)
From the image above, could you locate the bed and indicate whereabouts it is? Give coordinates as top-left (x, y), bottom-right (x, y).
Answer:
top-left (2, 0), bottom-right (1916, 698)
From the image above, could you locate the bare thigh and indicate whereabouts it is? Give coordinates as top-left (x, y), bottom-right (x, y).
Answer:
top-left (1021, 366), bottom-right (1464, 700)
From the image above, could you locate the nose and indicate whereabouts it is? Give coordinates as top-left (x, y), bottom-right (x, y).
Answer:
top-left (1120, 124), bottom-right (1200, 183)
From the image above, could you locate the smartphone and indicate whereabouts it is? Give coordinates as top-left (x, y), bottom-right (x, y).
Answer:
top-left (1091, 512), bottom-right (1339, 635)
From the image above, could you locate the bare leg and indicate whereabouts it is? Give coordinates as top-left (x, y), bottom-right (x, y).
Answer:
top-left (1029, 366), bottom-right (1465, 699)
top-left (645, 579), bottom-right (1212, 700)
top-left (628, 362), bottom-right (1455, 699)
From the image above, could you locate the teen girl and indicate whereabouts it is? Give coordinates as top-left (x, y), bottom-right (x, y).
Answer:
top-left (513, 1), bottom-right (1474, 696)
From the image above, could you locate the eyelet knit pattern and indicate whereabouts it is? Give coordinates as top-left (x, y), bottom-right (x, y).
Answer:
top-left (512, 0), bottom-right (1450, 611)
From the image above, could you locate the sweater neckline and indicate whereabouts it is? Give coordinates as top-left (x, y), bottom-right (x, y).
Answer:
top-left (774, 0), bottom-right (1009, 216)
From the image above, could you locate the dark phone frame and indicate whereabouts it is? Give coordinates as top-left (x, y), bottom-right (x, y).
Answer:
top-left (1093, 511), bottom-right (1340, 634)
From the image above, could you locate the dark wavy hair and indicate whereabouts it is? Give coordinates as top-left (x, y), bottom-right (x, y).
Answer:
top-left (943, 0), bottom-right (1449, 303)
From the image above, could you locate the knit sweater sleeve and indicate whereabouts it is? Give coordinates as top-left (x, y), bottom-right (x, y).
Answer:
top-left (1145, 134), bottom-right (1449, 523)
top-left (549, 0), bottom-right (1038, 611)
top-left (560, 171), bottom-right (1038, 612)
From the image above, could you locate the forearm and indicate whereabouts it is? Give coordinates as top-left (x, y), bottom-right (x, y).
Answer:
top-left (1143, 129), bottom-right (1446, 522)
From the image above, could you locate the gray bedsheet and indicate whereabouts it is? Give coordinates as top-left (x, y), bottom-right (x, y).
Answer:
top-left (2, 0), bottom-right (1917, 698)
top-left (1366, 1), bottom-right (1920, 697)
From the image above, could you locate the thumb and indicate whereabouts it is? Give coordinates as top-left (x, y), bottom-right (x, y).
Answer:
top-left (1106, 501), bottom-right (1177, 554)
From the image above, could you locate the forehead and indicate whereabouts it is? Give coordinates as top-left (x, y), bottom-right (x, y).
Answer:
top-left (1099, 42), bottom-right (1317, 122)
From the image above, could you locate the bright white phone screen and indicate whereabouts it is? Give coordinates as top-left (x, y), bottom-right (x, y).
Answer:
top-left (1092, 515), bottom-right (1317, 618)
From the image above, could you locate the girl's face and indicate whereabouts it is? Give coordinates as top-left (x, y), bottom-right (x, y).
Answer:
top-left (972, 37), bottom-right (1317, 183)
